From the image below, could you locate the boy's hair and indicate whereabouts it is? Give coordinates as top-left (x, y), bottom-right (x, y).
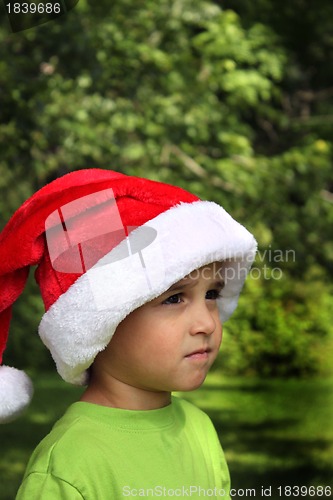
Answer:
top-left (0, 169), bottom-right (257, 422)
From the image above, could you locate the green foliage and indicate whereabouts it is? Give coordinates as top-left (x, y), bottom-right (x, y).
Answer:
top-left (221, 268), bottom-right (333, 377)
top-left (5, 273), bottom-right (52, 371)
top-left (1, 0), bottom-right (333, 376)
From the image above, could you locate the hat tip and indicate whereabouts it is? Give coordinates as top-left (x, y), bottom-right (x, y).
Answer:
top-left (0, 365), bottom-right (33, 424)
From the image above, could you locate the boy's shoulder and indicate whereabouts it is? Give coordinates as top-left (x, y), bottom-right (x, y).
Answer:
top-left (172, 395), bottom-right (209, 419)
top-left (27, 404), bottom-right (98, 471)
top-left (172, 395), bottom-right (217, 433)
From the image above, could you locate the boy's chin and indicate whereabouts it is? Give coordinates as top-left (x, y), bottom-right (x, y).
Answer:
top-left (173, 376), bottom-right (208, 393)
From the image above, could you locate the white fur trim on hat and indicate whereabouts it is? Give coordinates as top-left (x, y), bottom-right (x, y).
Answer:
top-left (0, 366), bottom-right (33, 423)
top-left (39, 200), bottom-right (257, 385)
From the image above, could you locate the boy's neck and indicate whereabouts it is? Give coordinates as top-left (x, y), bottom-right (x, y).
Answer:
top-left (80, 376), bottom-right (172, 411)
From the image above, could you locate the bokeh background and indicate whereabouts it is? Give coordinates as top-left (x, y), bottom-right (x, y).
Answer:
top-left (1, 1), bottom-right (333, 498)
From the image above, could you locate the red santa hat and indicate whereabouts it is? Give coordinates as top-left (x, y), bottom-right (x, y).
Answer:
top-left (0, 168), bottom-right (257, 422)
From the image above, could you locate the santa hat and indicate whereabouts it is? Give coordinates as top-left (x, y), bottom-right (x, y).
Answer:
top-left (0, 168), bottom-right (257, 422)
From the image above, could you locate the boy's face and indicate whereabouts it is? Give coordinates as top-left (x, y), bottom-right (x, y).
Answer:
top-left (92, 262), bottom-right (224, 399)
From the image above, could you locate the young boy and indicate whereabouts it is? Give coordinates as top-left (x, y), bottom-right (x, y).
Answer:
top-left (0, 169), bottom-right (257, 498)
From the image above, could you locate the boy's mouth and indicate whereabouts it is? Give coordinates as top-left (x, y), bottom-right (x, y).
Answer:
top-left (185, 347), bottom-right (211, 360)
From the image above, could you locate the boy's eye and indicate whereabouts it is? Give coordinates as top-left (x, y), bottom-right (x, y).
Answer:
top-left (162, 293), bottom-right (182, 305)
top-left (162, 289), bottom-right (222, 305)
top-left (206, 289), bottom-right (223, 300)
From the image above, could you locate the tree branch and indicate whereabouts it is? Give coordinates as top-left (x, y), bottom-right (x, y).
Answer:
top-left (320, 189), bottom-right (333, 204)
top-left (162, 144), bottom-right (240, 192)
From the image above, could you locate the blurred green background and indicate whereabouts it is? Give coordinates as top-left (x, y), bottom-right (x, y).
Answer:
top-left (0, 0), bottom-right (333, 498)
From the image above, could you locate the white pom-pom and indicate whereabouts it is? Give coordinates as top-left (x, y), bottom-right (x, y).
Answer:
top-left (0, 366), bottom-right (34, 424)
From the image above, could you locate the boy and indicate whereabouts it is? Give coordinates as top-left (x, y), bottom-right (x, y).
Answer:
top-left (0, 169), bottom-right (257, 498)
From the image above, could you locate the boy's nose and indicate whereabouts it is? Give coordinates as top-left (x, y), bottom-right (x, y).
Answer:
top-left (188, 303), bottom-right (218, 336)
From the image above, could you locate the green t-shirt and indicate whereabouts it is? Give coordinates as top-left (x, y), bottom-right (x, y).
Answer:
top-left (16, 396), bottom-right (230, 499)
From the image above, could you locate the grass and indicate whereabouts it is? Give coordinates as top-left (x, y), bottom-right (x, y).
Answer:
top-left (1, 373), bottom-right (333, 499)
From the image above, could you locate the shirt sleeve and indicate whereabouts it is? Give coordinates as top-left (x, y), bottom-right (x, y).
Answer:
top-left (16, 472), bottom-right (84, 500)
